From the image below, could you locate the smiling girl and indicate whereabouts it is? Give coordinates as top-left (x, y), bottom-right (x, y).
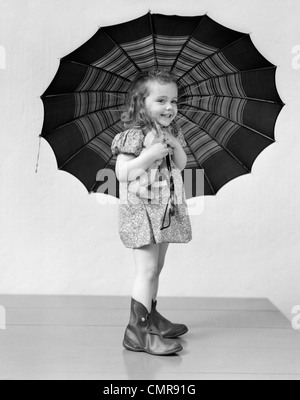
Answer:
top-left (111, 70), bottom-right (192, 356)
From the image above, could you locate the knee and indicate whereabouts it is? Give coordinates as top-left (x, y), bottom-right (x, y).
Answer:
top-left (137, 263), bottom-right (158, 282)
top-left (156, 262), bottom-right (164, 277)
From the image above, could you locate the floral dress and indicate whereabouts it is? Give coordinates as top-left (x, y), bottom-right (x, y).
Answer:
top-left (111, 127), bottom-right (193, 249)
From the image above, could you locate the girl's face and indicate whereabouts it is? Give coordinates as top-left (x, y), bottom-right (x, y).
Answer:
top-left (144, 81), bottom-right (178, 128)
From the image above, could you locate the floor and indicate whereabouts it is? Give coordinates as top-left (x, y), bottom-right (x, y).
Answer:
top-left (0, 296), bottom-right (300, 380)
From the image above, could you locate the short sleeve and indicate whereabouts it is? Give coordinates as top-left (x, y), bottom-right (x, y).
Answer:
top-left (111, 129), bottom-right (145, 157)
top-left (175, 128), bottom-right (187, 148)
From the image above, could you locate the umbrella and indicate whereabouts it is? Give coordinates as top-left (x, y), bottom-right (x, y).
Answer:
top-left (40, 12), bottom-right (284, 198)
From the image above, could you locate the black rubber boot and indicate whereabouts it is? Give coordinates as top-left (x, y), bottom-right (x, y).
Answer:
top-left (151, 300), bottom-right (188, 339)
top-left (123, 298), bottom-right (183, 356)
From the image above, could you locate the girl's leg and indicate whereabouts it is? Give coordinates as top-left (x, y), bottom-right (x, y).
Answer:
top-left (124, 243), bottom-right (183, 355)
top-left (150, 243), bottom-right (188, 339)
top-left (132, 244), bottom-right (160, 312)
top-left (152, 243), bottom-right (169, 302)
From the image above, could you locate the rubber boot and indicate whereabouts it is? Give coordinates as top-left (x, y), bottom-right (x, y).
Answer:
top-left (123, 298), bottom-right (183, 356)
top-left (151, 300), bottom-right (188, 339)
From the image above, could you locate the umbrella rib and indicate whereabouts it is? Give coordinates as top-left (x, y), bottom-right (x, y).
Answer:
top-left (149, 12), bottom-right (158, 69)
top-left (101, 29), bottom-right (142, 73)
top-left (179, 66), bottom-right (284, 104)
top-left (178, 34), bottom-right (250, 83)
top-left (57, 119), bottom-right (122, 171)
top-left (179, 66), bottom-right (277, 93)
top-left (42, 104), bottom-right (125, 135)
top-left (179, 103), bottom-right (275, 142)
top-left (181, 93), bottom-right (282, 105)
top-left (177, 112), bottom-right (217, 195)
top-left (41, 91), bottom-right (127, 99)
top-left (170, 15), bottom-right (207, 73)
top-left (62, 58), bottom-right (131, 83)
top-left (178, 111), bottom-right (251, 175)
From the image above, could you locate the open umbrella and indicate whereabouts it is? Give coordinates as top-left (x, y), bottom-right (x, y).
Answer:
top-left (40, 12), bottom-right (284, 198)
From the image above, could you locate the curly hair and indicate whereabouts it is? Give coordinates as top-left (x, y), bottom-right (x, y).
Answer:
top-left (121, 69), bottom-right (181, 135)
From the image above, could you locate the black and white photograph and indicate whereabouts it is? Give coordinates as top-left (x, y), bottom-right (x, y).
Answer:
top-left (0, 0), bottom-right (300, 382)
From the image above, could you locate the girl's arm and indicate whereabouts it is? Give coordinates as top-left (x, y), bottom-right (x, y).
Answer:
top-left (116, 144), bottom-right (167, 182)
top-left (163, 131), bottom-right (187, 171)
top-left (172, 141), bottom-right (187, 171)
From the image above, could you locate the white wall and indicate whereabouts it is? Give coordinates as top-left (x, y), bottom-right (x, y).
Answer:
top-left (1, 0), bottom-right (299, 321)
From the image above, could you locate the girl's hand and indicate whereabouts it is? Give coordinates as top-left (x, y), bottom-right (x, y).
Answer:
top-left (163, 132), bottom-right (180, 149)
top-left (147, 142), bottom-right (169, 162)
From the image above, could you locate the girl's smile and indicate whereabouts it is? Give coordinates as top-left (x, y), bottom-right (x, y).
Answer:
top-left (144, 81), bottom-right (178, 128)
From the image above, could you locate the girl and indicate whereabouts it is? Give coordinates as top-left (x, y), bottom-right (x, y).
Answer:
top-left (111, 70), bottom-right (192, 356)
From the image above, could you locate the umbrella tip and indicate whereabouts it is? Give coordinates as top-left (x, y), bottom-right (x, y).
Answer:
top-left (35, 135), bottom-right (42, 173)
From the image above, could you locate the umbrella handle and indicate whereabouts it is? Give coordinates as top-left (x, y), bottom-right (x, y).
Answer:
top-left (167, 154), bottom-right (176, 207)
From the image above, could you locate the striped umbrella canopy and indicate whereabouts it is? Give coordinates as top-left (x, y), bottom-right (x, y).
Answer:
top-left (40, 12), bottom-right (284, 198)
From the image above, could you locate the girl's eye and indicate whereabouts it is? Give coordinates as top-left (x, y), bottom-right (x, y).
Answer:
top-left (157, 99), bottom-right (178, 105)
